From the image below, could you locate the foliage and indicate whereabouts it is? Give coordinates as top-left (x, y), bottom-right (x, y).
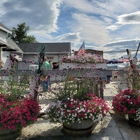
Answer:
top-left (0, 94), bottom-right (40, 130)
top-left (0, 70), bottom-right (31, 101)
top-left (50, 69), bottom-right (98, 101)
top-left (0, 56), bottom-right (40, 130)
top-left (8, 22), bottom-right (38, 43)
top-left (46, 93), bottom-right (109, 124)
top-left (127, 69), bottom-right (140, 90)
top-left (112, 88), bottom-right (140, 121)
top-left (62, 53), bottom-right (106, 64)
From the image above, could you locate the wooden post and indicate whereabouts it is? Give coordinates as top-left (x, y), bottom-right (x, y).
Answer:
top-left (99, 80), bottom-right (104, 99)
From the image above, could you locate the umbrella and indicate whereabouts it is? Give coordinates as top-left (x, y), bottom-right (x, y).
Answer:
top-left (106, 59), bottom-right (121, 64)
top-left (118, 58), bottom-right (130, 64)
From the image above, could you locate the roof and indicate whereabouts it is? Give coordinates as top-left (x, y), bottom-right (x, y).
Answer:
top-left (6, 39), bottom-right (23, 53)
top-left (17, 42), bottom-right (71, 54)
top-left (0, 22), bottom-right (11, 34)
top-left (0, 39), bottom-right (23, 53)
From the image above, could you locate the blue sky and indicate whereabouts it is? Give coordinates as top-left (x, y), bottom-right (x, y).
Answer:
top-left (1, 0), bottom-right (140, 59)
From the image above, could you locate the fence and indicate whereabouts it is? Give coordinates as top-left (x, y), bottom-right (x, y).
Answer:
top-left (0, 69), bottom-right (124, 100)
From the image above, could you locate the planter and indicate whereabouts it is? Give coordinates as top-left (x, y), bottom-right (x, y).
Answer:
top-left (128, 115), bottom-right (140, 127)
top-left (60, 63), bottom-right (107, 70)
top-left (114, 111), bottom-right (125, 118)
top-left (0, 129), bottom-right (21, 140)
top-left (62, 120), bottom-right (94, 136)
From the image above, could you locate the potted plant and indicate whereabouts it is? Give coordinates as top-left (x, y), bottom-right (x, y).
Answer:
top-left (0, 94), bottom-right (40, 140)
top-left (112, 88), bottom-right (140, 124)
top-left (112, 67), bottom-right (140, 124)
top-left (46, 93), bottom-right (109, 135)
top-left (0, 62), bottom-right (40, 140)
top-left (45, 69), bottom-right (109, 136)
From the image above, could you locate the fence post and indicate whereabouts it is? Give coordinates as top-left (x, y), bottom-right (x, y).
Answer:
top-left (99, 80), bottom-right (104, 99)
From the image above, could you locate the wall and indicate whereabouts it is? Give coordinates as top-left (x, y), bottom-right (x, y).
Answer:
top-left (1, 50), bottom-right (10, 69)
top-left (18, 54), bottom-right (64, 70)
top-left (0, 30), bottom-right (7, 42)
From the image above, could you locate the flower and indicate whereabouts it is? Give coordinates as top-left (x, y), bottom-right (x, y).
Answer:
top-left (46, 93), bottom-right (110, 124)
top-left (112, 88), bottom-right (140, 121)
top-left (0, 57), bottom-right (40, 130)
top-left (0, 94), bottom-right (40, 130)
top-left (62, 54), bottom-right (106, 64)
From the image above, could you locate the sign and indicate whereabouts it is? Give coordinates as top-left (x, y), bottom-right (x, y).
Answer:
top-left (112, 71), bottom-right (120, 81)
top-left (47, 56), bottom-right (54, 60)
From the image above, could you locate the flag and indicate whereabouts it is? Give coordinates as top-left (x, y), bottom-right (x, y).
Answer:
top-left (77, 41), bottom-right (85, 55)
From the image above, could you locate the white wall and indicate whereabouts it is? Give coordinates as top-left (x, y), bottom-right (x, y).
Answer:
top-left (18, 54), bottom-right (65, 70)
top-left (0, 30), bottom-right (7, 42)
top-left (1, 51), bottom-right (10, 69)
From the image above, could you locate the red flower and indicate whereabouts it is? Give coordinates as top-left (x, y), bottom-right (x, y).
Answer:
top-left (0, 95), bottom-right (40, 130)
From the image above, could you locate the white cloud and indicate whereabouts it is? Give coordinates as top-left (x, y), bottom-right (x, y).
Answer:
top-left (71, 13), bottom-right (111, 46)
top-left (106, 25), bottom-right (120, 31)
top-left (63, 0), bottom-right (98, 14)
top-left (117, 11), bottom-right (140, 25)
top-left (55, 32), bottom-right (80, 42)
top-left (0, 0), bottom-right (62, 34)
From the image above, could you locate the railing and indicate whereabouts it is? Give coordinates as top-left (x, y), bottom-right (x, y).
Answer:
top-left (0, 69), bottom-right (124, 100)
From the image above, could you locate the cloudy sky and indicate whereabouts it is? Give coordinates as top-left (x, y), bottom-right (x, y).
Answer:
top-left (1, 0), bottom-right (140, 59)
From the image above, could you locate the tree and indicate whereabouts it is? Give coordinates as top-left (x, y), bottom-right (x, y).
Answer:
top-left (9, 23), bottom-right (38, 43)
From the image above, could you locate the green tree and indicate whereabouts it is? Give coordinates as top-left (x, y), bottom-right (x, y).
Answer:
top-left (9, 23), bottom-right (38, 43)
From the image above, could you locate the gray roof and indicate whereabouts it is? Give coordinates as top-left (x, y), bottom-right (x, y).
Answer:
top-left (17, 42), bottom-right (71, 54)
top-left (0, 22), bottom-right (11, 33)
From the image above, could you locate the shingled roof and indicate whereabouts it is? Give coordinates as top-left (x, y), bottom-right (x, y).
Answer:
top-left (17, 42), bottom-right (71, 54)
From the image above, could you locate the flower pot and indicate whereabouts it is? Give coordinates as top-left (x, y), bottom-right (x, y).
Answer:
top-left (60, 63), bottom-right (107, 70)
top-left (128, 115), bottom-right (140, 127)
top-left (63, 120), bottom-right (94, 136)
top-left (114, 111), bottom-right (125, 119)
top-left (0, 129), bottom-right (21, 140)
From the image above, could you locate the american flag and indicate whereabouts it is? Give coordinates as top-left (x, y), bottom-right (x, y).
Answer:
top-left (77, 42), bottom-right (85, 55)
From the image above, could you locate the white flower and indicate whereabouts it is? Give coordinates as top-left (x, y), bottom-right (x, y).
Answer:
top-left (90, 113), bottom-right (93, 116)
top-left (104, 110), bottom-right (106, 114)
top-left (98, 114), bottom-right (103, 120)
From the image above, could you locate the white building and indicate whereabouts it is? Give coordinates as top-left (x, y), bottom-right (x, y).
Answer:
top-left (0, 22), bottom-right (23, 70)
top-left (17, 42), bottom-right (71, 70)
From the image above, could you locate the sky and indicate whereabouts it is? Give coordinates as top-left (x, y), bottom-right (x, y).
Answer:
top-left (1, 0), bottom-right (140, 60)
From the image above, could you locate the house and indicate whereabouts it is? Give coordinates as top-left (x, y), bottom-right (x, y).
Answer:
top-left (17, 42), bottom-right (71, 70)
top-left (0, 22), bottom-right (23, 69)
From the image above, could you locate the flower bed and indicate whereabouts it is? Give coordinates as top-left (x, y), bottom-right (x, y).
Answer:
top-left (46, 93), bottom-right (109, 124)
top-left (60, 54), bottom-right (107, 70)
top-left (62, 54), bottom-right (106, 64)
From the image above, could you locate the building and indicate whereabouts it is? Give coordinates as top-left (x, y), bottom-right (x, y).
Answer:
top-left (74, 49), bottom-right (103, 56)
top-left (0, 22), bottom-right (23, 69)
top-left (17, 42), bottom-right (71, 70)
